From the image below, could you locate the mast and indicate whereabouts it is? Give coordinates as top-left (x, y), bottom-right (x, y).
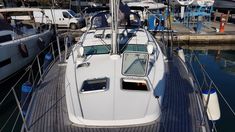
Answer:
top-left (110, 0), bottom-right (119, 54)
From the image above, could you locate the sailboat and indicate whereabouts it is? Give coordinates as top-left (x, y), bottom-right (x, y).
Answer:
top-left (125, 0), bottom-right (167, 31)
top-left (0, 8), bottom-right (54, 82)
top-left (65, 0), bottom-right (166, 126)
top-left (23, 0), bottom-right (213, 131)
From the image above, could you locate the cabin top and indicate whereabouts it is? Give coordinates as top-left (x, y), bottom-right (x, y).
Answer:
top-left (82, 28), bottom-right (152, 47)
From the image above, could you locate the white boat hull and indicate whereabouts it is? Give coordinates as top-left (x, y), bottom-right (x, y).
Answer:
top-left (0, 30), bottom-right (53, 81)
top-left (192, 0), bottom-right (214, 7)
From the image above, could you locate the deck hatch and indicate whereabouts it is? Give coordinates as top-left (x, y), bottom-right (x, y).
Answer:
top-left (121, 78), bottom-right (149, 91)
top-left (81, 78), bottom-right (109, 93)
top-left (122, 53), bottom-right (148, 76)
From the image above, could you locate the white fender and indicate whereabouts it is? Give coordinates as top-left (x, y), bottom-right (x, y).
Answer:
top-left (180, 6), bottom-right (185, 19)
top-left (177, 48), bottom-right (186, 62)
top-left (202, 89), bottom-right (221, 121)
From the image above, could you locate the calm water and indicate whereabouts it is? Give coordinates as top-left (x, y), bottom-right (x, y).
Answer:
top-left (189, 50), bottom-right (235, 131)
top-left (0, 70), bottom-right (25, 132)
top-left (0, 49), bottom-right (235, 131)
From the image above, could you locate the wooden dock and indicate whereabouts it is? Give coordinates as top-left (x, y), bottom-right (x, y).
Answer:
top-left (25, 55), bottom-right (210, 132)
top-left (155, 21), bottom-right (235, 46)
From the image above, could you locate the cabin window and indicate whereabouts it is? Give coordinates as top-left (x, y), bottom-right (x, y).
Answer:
top-left (81, 78), bottom-right (109, 93)
top-left (83, 44), bottom-right (147, 56)
top-left (84, 45), bottom-right (110, 55)
top-left (121, 78), bottom-right (149, 91)
top-left (120, 44), bottom-right (147, 53)
top-left (0, 58), bottom-right (11, 68)
top-left (122, 53), bottom-right (148, 76)
top-left (0, 34), bottom-right (12, 43)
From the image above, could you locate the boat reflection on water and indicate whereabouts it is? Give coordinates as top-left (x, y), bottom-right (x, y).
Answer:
top-left (204, 50), bottom-right (235, 75)
top-left (216, 51), bottom-right (235, 75)
top-left (185, 49), bottom-right (235, 131)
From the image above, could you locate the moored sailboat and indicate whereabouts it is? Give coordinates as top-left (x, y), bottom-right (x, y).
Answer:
top-left (0, 8), bottom-right (54, 82)
top-left (20, 1), bottom-right (214, 132)
top-left (65, 1), bottom-right (166, 126)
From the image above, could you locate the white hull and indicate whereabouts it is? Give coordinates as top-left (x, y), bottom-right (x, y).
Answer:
top-left (0, 30), bottom-right (53, 81)
top-left (65, 28), bottom-right (165, 127)
top-left (171, 0), bottom-right (194, 6)
top-left (65, 2), bottom-right (166, 127)
top-left (127, 1), bottom-right (166, 10)
top-left (192, 0), bottom-right (214, 7)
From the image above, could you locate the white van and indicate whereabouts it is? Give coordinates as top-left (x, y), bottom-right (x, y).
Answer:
top-left (33, 9), bottom-right (85, 29)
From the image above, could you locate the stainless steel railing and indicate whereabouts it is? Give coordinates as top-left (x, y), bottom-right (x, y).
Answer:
top-left (0, 33), bottom-right (71, 132)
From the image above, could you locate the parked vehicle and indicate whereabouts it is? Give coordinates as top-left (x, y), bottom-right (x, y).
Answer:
top-left (33, 9), bottom-right (85, 29)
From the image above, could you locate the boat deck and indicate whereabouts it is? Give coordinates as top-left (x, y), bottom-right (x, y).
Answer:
top-left (25, 56), bottom-right (210, 132)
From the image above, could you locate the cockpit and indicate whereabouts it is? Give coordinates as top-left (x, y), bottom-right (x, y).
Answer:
top-left (89, 11), bottom-right (141, 29)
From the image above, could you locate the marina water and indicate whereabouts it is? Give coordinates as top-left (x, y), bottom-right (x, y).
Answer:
top-left (188, 50), bottom-right (235, 131)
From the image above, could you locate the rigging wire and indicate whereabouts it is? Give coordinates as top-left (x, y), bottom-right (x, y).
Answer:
top-left (0, 106), bottom-right (18, 131)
